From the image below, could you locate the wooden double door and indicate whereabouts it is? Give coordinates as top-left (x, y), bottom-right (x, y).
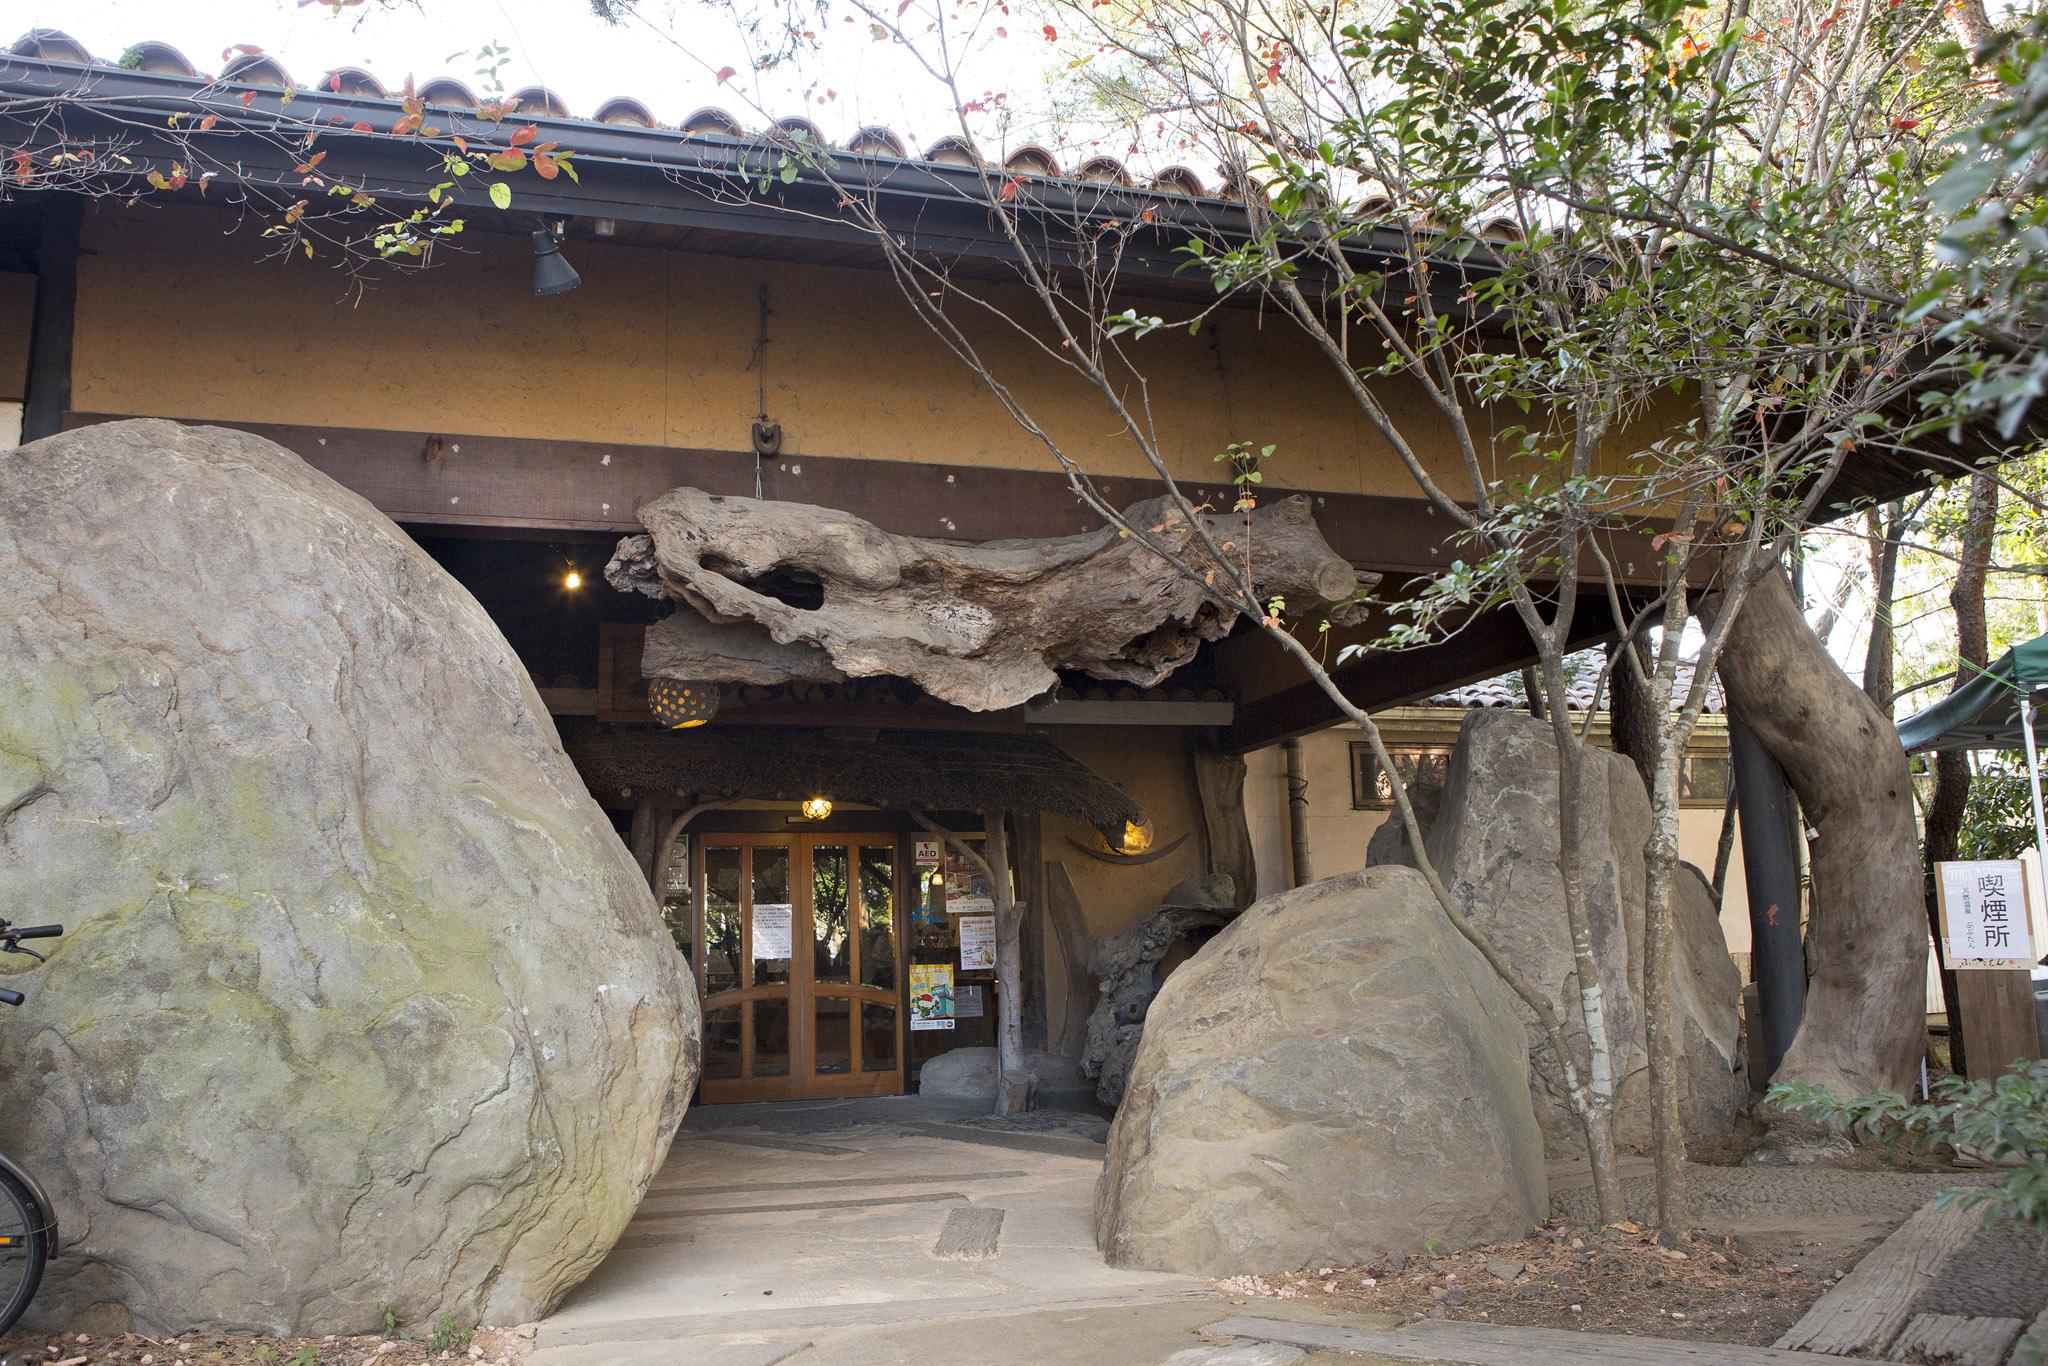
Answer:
top-left (692, 833), bottom-right (906, 1102)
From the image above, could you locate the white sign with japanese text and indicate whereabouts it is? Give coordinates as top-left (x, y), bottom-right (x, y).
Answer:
top-left (752, 903), bottom-right (794, 961)
top-left (1937, 861), bottom-right (2037, 969)
top-left (958, 914), bottom-right (996, 972)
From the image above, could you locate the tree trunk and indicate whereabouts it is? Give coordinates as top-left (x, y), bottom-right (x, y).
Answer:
top-left (1609, 634), bottom-right (1659, 790)
top-left (1190, 735), bottom-right (1257, 909)
top-left (1643, 728), bottom-right (1690, 1228)
top-left (1923, 474), bottom-right (1998, 1073)
top-left (1862, 505), bottom-right (1901, 711)
top-left (984, 810), bottom-right (1030, 1115)
top-left (1701, 567), bottom-right (1925, 1098)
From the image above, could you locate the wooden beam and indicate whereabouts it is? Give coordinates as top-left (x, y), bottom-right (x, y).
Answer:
top-left (1221, 592), bottom-right (1624, 753)
top-left (23, 197), bottom-right (80, 443)
top-left (1775, 1197), bottom-right (1982, 1356)
top-left (63, 414), bottom-right (1686, 586)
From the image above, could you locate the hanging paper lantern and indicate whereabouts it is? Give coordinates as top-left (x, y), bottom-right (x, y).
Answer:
top-left (800, 795), bottom-right (833, 821)
top-left (648, 678), bottom-right (719, 729)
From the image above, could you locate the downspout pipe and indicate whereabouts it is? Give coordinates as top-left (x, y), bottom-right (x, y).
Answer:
top-left (1283, 738), bottom-right (1311, 889)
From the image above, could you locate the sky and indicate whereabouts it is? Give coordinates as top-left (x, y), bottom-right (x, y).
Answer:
top-left (5, 0), bottom-right (1092, 160)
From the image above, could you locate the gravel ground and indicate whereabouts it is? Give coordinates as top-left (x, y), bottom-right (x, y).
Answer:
top-left (1911, 1219), bottom-right (2048, 1321)
top-left (1549, 1162), bottom-right (1995, 1237)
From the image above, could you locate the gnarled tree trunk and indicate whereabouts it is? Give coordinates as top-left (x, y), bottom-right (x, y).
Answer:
top-left (1701, 567), bottom-right (1923, 1098)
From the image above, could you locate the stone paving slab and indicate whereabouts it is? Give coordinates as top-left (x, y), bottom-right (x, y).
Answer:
top-left (1210, 1315), bottom-right (1912, 1365)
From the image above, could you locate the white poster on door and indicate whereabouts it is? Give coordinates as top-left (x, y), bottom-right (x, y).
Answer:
top-left (958, 914), bottom-right (996, 971)
top-left (752, 902), bottom-right (794, 960)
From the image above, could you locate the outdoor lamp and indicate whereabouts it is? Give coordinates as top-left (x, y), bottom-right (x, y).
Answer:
top-left (648, 678), bottom-right (719, 729)
top-left (531, 224), bottom-right (581, 296)
top-left (1117, 819), bottom-right (1155, 855)
top-left (801, 795), bottom-right (833, 821)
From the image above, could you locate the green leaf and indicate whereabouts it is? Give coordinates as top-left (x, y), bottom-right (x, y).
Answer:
top-left (488, 182), bottom-right (512, 210)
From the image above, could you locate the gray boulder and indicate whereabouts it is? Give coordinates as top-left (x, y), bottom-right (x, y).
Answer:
top-left (1079, 874), bottom-right (1238, 1106)
top-left (917, 1047), bottom-right (1092, 1108)
top-left (1424, 709), bottom-right (1742, 1157)
top-left (0, 421), bottom-right (698, 1335)
top-left (1095, 868), bottom-right (1546, 1275)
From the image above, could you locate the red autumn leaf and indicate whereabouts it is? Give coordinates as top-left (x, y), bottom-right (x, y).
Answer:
top-left (899, 0), bottom-right (913, 13)
top-left (488, 149), bottom-right (528, 172)
top-left (198, 114), bottom-right (218, 131)
top-left (1000, 175), bottom-right (1022, 201)
top-left (327, 73), bottom-right (342, 91)
top-left (1266, 60), bottom-right (1281, 81)
top-left (351, 121), bottom-right (373, 133)
top-left (510, 124), bottom-right (538, 147)
top-left (240, 90), bottom-right (259, 108)
top-left (1042, 23), bottom-right (1057, 38)
top-left (1892, 117), bottom-right (1921, 130)
top-left (534, 153), bottom-right (559, 179)
top-left (716, 65), bottom-right (737, 84)
top-left (392, 113), bottom-right (422, 136)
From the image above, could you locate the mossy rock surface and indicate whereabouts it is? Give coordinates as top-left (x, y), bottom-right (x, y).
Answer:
top-left (0, 420), bottom-right (698, 1335)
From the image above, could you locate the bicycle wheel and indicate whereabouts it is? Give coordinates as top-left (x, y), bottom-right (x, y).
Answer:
top-left (0, 1166), bottom-right (47, 1336)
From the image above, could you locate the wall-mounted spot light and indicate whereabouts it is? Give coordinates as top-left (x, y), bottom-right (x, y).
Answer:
top-left (532, 221), bottom-right (581, 297)
top-left (800, 795), bottom-right (833, 821)
top-left (1118, 819), bottom-right (1155, 856)
top-left (648, 678), bottom-right (719, 729)
top-left (563, 569), bottom-right (583, 590)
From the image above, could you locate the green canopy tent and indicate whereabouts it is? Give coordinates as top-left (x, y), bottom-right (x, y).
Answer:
top-left (1897, 633), bottom-right (2048, 903)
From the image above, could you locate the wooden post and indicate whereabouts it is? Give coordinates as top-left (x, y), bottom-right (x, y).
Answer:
top-left (23, 195), bottom-right (82, 444)
top-left (1012, 811), bottom-right (1049, 1052)
top-left (627, 795), bottom-right (660, 887)
top-left (1955, 972), bottom-right (2042, 1079)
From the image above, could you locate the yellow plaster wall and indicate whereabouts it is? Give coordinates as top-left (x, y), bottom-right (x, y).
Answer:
top-left (67, 202), bottom-right (1668, 500)
top-left (1243, 722), bottom-right (1752, 958)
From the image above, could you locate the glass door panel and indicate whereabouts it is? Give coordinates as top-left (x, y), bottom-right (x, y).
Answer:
top-left (814, 996), bottom-right (853, 1074)
top-left (812, 844), bottom-right (852, 984)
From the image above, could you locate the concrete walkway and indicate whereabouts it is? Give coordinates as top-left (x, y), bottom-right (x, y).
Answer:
top-left (532, 1098), bottom-right (1968, 1366)
top-left (532, 1096), bottom-right (1224, 1365)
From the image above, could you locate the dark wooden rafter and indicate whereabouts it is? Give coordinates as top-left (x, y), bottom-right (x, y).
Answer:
top-left (1221, 589), bottom-right (1628, 753)
top-left (61, 415), bottom-right (1693, 584)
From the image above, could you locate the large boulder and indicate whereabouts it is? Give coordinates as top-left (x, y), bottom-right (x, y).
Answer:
top-left (1424, 710), bottom-right (1743, 1158)
top-left (0, 421), bottom-right (698, 1336)
top-left (1095, 868), bottom-right (1545, 1275)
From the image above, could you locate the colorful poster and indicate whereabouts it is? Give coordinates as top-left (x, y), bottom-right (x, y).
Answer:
top-left (910, 964), bottom-right (955, 1030)
top-left (752, 902), bottom-right (793, 961)
top-left (958, 914), bottom-right (996, 971)
top-left (1938, 860), bottom-right (2037, 969)
top-left (956, 984), bottom-right (985, 1019)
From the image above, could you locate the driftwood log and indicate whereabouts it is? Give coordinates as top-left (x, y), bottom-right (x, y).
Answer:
top-left (1701, 567), bottom-right (1924, 1098)
top-left (608, 487), bottom-right (1367, 712)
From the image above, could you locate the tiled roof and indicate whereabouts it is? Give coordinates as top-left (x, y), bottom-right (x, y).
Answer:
top-left (1428, 650), bottom-right (1726, 714)
top-left (3, 27), bottom-right (1250, 204)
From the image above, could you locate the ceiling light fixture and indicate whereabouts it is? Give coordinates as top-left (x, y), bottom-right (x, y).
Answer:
top-left (531, 222), bottom-right (581, 297)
